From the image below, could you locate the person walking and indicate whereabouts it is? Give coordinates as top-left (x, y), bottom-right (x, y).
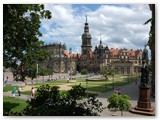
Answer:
top-left (18, 87), bottom-right (22, 96)
top-left (117, 89), bottom-right (121, 95)
top-left (12, 87), bottom-right (16, 97)
top-left (31, 86), bottom-right (35, 98)
top-left (114, 89), bottom-right (118, 94)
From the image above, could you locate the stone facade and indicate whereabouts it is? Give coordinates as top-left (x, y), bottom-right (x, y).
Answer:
top-left (41, 43), bottom-right (67, 73)
top-left (41, 16), bottom-right (144, 75)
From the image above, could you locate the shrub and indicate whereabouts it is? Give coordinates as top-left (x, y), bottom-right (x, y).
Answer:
top-left (81, 69), bottom-right (88, 75)
top-left (107, 93), bottom-right (131, 116)
top-left (22, 84), bottom-right (104, 116)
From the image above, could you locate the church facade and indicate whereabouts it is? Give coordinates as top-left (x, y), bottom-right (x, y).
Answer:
top-left (42, 16), bottom-right (144, 75)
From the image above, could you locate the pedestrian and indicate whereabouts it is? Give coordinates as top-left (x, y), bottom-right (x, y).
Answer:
top-left (31, 86), bottom-right (35, 98)
top-left (18, 87), bottom-right (22, 96)
top-left (12, 87), bottom-right (16, 97)
top-left (4, 76), bottom-right (8, 84)
top-left (67, 77), bottom-right (69, 83)
top-left (117, 89), bottom-right (121, 95)
top-left (135, 78), bottom-right (138, 84)
top-left (25, 80), bottom-right (28, 86)
top-left (114, 89), bottom-right (118, 94)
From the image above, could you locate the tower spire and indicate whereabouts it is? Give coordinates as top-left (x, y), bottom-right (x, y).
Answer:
top-left (85, 14), bottom-right (88, 23)
top-left (100, 34), bottom-right (102, 45)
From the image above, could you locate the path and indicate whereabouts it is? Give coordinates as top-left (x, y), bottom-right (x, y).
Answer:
top-left (3, 79), bottom-right (155, 116)
top-left (98, 80), bottom-right (155, 116)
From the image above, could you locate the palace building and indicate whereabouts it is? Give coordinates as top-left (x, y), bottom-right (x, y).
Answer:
top-left (42, 15), bottom-right (146, 75)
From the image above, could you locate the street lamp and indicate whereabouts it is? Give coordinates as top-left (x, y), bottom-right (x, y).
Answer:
top-left (112, 73), bottom-right (115, 90)
top-left (36, 63), bottom-right (38, 84)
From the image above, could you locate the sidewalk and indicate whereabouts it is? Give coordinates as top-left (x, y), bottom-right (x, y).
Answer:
top-left (3, 80), bottom-right (155, 116)
top-left (3, 92), bottom-right (30, 101)
top-left (97, 80), bottom-right (155, 116)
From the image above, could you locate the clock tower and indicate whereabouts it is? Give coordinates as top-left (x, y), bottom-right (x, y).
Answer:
top-left (81, 15), bottom-right (92, 55)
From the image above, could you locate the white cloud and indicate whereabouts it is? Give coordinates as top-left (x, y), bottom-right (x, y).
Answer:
top-left (39, 4), bottom-right (151, 53)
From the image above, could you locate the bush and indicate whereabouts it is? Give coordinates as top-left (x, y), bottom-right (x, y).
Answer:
top-left (81, 69), bottom-right (88, 75)
top-left (22, 84), bottom-right (104, 116)
top-left (107, 93), bottom-right (131, 116)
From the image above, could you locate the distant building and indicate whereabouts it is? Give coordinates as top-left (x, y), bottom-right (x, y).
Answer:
top-left (41, 43), bottom-right (67, 73)
top-left (42, 15), bottom-right (145, 75)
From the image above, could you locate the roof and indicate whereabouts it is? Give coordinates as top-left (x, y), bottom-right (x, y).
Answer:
top-left (109, 48), bottom-right (119, 57)
top-left (109, 48), bottom-right (141, 59)
top-left (64, 50), bottom-right (81, 58)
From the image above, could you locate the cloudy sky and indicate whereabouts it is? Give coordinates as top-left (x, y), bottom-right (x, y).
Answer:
top-left (39, 4), bottom-right (151, 54)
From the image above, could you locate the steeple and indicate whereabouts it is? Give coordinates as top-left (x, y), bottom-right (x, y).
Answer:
top-left (84, 14), bottom-right (89, 33)
top-left (69, 48), bottom-right (72, 54)
top-left (85, 14), bottom-right (88, 23)
top-left (100, 34), bottom-right (102, 45)
top-left (81, 14), bottom-right (92, 55)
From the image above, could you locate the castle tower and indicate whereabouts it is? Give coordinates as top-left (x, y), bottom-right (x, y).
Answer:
top-left (81, 14), bottom-right (92, 55)
top-left (69, 48), bottom-right (72, 54)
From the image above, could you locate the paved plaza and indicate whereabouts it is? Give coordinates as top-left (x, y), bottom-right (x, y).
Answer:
top-left (3, 73), bottom-right (155, 116)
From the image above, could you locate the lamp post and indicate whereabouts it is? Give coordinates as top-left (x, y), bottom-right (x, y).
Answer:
top-left (112, 73), bottom-right (115, 90)
top-left (36, 63), bottom-right (38, 84)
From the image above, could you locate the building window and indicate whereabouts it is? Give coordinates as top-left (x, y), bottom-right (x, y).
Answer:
top-left (127, 68), bottom-right (130, 74)
top-left (115, 67), bottom-right (118, 74)
top-left (121, 67), bottom-right (124, 74)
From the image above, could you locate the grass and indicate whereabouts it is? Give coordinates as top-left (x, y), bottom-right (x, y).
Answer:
top-left (21, 91), bottom-right (32, 95)
top-left (3, 96), bottom-right (27, 115)
top-left (3, 86), bottom-right (24, 92)
top-left (81, 83), bottom-right (112, 93)
top-left (3, 75), bottom-right (136, 96)
top-left (21, 89), bottom-right (67, 96)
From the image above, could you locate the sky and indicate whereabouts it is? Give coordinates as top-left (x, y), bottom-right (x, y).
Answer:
top-left (39, 4), bottom-right (151, 54)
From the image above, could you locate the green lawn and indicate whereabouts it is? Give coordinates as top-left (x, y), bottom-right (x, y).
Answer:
top-left (85, 85), bottom-right (112, 93)
top-left (21, 91), bottom-right (32, 95)
top-left (3, 86), bottom-right (24, 92)
top-left (3, 75), bottom-right (136, 96)
top-left (3, 96), bottom-right (27, 115)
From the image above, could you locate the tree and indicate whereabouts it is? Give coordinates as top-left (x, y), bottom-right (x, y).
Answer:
top-left (22, 84), bottom-right (104, 116)
top-left (38, 66), bottom-right (47, 82)
top-left (100, 69), bottom-right (115, 79)
top-left (118, 95), bottom-right (131, 116)
top-left (107, 93), bottom-right (131, 116)
top-left (107, 93), bottom-right (119, 110)
top-left (26, 64), bottom-right (37, 84)
top-left (81, 69), bottom-right (88, 75)
top-left (3, 4), bottom-right (52, 81)
top-left (144, 4), bottom-right (155, 97)
top-left (63, 43), bottom-right (67, 50)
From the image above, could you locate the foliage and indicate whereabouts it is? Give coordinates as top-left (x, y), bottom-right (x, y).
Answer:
top-left (107, 93), bottom-right (119, 110)
top-left (3, 86), bottom-right (24, 92)
top-left (81, 69), bottom-right (88, 75)
top-left (147, 64), bottom-right (152, 72)
top-left (107, 93), bottom-right (131, 116)
top-left (3, 4), bottom-right (52, 81)
top-left (26, 64), bottom-right (37, 81)
top-left (100, 69), bottom-right (115, 79)
top-left (22, 84), bottom-right (104, 116)
top-left (63, 43), bottom-right (67, 50)
top-left (144, 5), bottom-right (155, 97)
top-left (38, 66), bottom-right (54, 82)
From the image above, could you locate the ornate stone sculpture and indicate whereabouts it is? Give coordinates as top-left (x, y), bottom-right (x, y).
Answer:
top-left (140, 60), bottom-right (149, 86)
